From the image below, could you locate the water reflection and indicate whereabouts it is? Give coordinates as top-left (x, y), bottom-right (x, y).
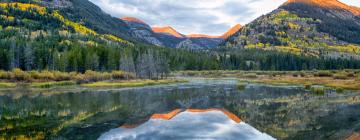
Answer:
top-left (0, 79), bottom-right (359, 140)
top-left (99, 109), bottom-right (274, 140)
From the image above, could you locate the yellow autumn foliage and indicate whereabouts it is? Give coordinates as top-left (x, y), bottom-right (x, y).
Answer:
top-left (102, 34), bottom-right (134, 46)
top-left (52, 11), bottom-right (97, 35)
top-left (0, 3), bottom-right (46, 15)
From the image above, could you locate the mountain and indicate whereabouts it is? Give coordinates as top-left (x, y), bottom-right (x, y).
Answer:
top-left (120, 17), bottom-right (238, 49)
top-left (223, 0), bottom-right (360, 59)
top-left (151, 25), bottom-right (241, 49)
top-left (49, 0), bottom-right (133, 40)
top-left (152, 26), bottom-right (224, 49)
top-left (221, 24), bottom-right (242, 39)
top-left (152, 26), bottom-right (185, 38)
top-left (121, 17), bottom-right (163, 46)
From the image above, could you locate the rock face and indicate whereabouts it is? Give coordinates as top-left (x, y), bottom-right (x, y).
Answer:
top-left (121, 17), bottom-right (163, 46)
top-left (223, 0), bottom-right (360, 58)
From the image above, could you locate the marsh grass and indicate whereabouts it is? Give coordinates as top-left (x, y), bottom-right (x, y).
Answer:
top-left (0, 82), bottom-right (17, 88)
top-left (81, 79), bottom-right (187, 88)
top-left (0, 69), bottom-right (136, 83)
top-left (31, 81), bottom-right (76, 88)
top-left (310, 86), bottom-right (325, 94)
top-left (237, 83), bottom-right (247, 90)
top-left (177, 70), bottom-right (360, 90)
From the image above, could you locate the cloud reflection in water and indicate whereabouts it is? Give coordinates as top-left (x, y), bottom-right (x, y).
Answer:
top-left (98, 110), bottom-right (275, 140)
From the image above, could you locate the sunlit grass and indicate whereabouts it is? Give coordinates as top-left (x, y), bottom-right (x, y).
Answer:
top-left (81, 79), bottom-right (187, 88)
top-left (30, 81), bottom-right (76, 88)
top-left (0, 82), bottom-right (16, 88)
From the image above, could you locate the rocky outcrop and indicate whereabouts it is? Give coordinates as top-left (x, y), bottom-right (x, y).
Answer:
top-left (121, 17), bottom-right (163, 46)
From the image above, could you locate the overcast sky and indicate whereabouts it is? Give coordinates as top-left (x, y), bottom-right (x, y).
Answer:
top-left (90, 0), bottom-right (360, 36)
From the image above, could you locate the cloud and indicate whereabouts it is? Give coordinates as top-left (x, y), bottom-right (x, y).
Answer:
top-left (89, 0), bottom-right (360, 36)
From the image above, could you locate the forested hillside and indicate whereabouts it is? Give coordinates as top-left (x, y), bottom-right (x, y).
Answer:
top-left (0, 2), bottom-right (220, 79)
top-left (223, 0), bottom-right (360, 59)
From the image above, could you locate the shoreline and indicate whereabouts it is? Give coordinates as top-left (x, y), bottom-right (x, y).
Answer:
top-left (0, 79), bottom-right (187, 89)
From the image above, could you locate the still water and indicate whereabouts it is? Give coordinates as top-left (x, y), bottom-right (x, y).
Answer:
top-left (0, 79), bottom-right (359, 140)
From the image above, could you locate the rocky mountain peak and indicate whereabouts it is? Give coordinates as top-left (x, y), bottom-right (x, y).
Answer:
top-left (121, 17), bottom-right (147, 24)
top-left (152, 26), bottom-right (185, 38)
top-left (221, 24), bottom-right (242, 39)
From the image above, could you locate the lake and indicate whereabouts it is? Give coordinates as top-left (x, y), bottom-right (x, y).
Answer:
top-left (0, 79), bottom-right (359, 140)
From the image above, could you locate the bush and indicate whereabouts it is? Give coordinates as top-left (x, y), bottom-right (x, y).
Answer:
top-left (356, 75), bottom-right (360, 81)
top-left (310, 86), bottom-right (325, 94)
top-left (243, 73), bottom-right (258, 78)
top-left (38, 70), bottom-right (55, 80)
top-left (314, 71), bottom-right (333, 77)
top-left (237, 83), bottom-right (247, 90)
top-left (74, 74), bottom-right (86, 83)
top-left (53, 71), bottom-right (71, 81)
top-left (84, 70), bottom-right (111, 82)
top-left (11, 68), bottom-right (31, 81)
top-left (0, 70), bottom-right (11, 80)
top-left (333, 72), bottom-right (348, 80)
top-left (29, 71), bottom-right (40, 79)
top-left (304, 83), bottom-right (312, 90)
top-left (112, 71), bottom-right (136, 80)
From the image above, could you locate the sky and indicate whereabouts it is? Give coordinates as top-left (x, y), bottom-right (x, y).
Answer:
top-left (89, 0), bottom-right (360, 36)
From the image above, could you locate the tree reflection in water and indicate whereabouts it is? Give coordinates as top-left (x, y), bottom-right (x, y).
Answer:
top-left (0, 79), bottom-right (359, 140)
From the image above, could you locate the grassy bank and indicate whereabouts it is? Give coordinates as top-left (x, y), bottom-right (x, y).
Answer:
top-left (0, 82), bottom-right (17, 88)
top-left (81, 79), bottom-right (187, 88)
top-left (0, 69), bottom-right (186, 89)
top-left (30, 81), bottom-right (77, 88)
top-left (176, 70), bottom-right (360, 90)
top-left (0, 69), bottom-right (135, 83)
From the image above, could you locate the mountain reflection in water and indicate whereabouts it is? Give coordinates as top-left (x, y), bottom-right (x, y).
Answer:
top-left (99, 109), bottom-right (274, 140)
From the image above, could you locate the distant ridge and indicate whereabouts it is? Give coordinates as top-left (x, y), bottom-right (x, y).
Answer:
top-left (121, 17), bottom-right (147, 24)
top-left (152, 26), bottom-right (185, 38)
top-left (187, 34), bottom-right (220, 39)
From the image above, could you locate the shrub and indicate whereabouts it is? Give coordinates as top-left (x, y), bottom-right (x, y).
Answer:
top-left (11, 68), bottom-right (31, 81)
top-left (243, 73), bottom-right (258, 78)
top-left (84, 70), bottom-right (111, 82)
top-left (0, 70), bottom-right (11, 80)
top-left (38, 70), bottom-right (55, 80)
top-left (74, 74), bottom-right (86, 83)
top-left (356, 75), bottom-right (360, 81)
top-left (112, 71), bottom-right (135, 80)
top-left (53, 71), bottom-right (71, 81)
top-left (310, 86), bottom-right (325, 94)
top-left (314, 71), bottom-right (333, 77)
top-left (304, 83), bottom-right (312, 90)
top-left (346, 72), bottom-right (356, 78)
top-left (29, 71), bottom-right (40, 79)
top-left (333, 72), bottom-right (348, 80)
top-left (237, 83), bottom-right (247, 90)
top-left (299, 72), bottom-right (306, 77)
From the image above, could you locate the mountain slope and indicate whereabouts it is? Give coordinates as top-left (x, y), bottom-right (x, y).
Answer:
top-left (221, 24), bottom-right (242, 39)
top-left (121, 17), bottom-right (163, 46)
top-left (223, 0), bottom-right (360, 58)
top-left (152, 26), bottom-right (185, 38)
top-left (52, 0), bottom-right (133, 40)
